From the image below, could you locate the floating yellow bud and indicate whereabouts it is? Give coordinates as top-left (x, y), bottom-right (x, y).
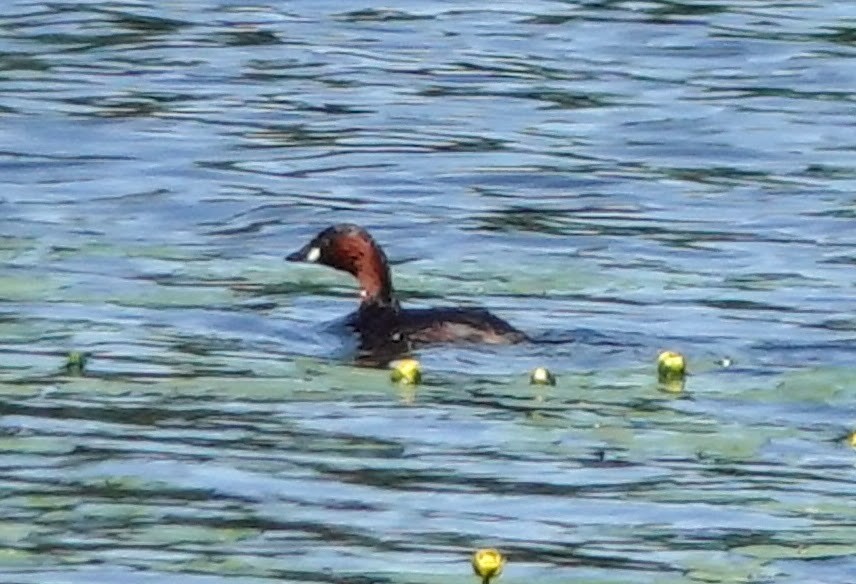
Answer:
top-left (529, 366), bottom-right (556, 386)
top-left (390, 358), bottom-right (422, 385)
top-left (472, 548), bottom-right (505, 584)
top-left (846, 430), bottom-right (856, 448)
top-left (65, 351), bottom-right (88, 376)
top-left (657, 350), bottom-right (686, 383)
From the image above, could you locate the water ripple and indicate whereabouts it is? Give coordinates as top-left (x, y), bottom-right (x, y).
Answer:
top-left (1, 0), bottom-right (855, 583)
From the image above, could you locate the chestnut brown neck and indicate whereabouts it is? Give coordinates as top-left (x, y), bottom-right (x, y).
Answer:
top-left (331, 233), bottom-right (395, 307)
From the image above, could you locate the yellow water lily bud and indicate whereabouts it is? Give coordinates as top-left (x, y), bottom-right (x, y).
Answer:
top-left (657, 350), bottom-right (686, 383)
top-left (529, 366), bottom-right (556, 386)
top-left (390, 358), bottom-right (422, 385)
top-left (472, 548), bottom-right (505, 584)
top-left (846, 430), bottom-right (856, 448)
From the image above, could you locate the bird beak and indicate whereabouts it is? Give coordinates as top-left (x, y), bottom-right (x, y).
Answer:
top-left (286, 247), bottom-right (306, 262)
top-left (286, 244), bottom-right (320, 263)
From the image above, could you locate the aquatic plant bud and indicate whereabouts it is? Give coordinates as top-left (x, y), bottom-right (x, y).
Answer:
top-left (65, 351), bottom-right (87, 376)
top-left (846, 430), bottom-right (856, 448)
top-left (529, 366), bottom-right (556, 386)
top-left (390, 358), bottom-right (422, 385)
top-left (472, 548), bottom-right (505, 584)
top-left (657, 350), bottom-right (686, 383)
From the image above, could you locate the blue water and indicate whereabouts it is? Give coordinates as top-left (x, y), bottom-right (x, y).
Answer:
top-left (0, 1), bottom-right (855, 583)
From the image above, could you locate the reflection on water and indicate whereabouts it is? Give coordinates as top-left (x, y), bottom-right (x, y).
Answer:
top-left (1, 0), bottom-right (855, 583)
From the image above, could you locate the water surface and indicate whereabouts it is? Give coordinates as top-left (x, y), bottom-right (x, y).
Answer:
top-left (1, 1), bottom-right (855, 583)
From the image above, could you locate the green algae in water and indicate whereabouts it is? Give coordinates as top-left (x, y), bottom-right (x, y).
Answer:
top-left (0, 275), bottom-right (64, 301)
top-left (65, 350), bottom-right (88, 375)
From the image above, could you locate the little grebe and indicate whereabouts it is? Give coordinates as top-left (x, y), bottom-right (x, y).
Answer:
top-left (286, 224), bottom-right (527, 358)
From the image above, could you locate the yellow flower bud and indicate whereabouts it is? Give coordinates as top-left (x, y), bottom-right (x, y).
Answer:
top-left (390, 358), bottom-right (422, 385)
top-left (472, 548), bottom-right (505, 584)
top-left (529, 366), bottom-right (556, 386)
top-left (657, 350), bottom-right (686, 383)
